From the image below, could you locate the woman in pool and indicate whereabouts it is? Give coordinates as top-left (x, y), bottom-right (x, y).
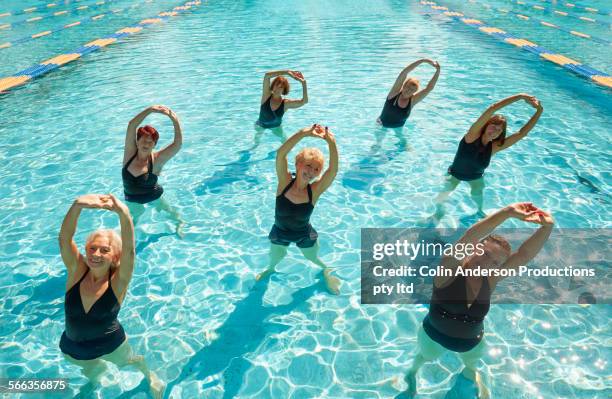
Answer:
top-left (377, 58), bottom-right (440, 128)
top-left (436, 93), bottom-right (543, 215)
top-left (401, 202), bottom-right (554, 399)
top-left (257, 69), bottom-right (308, 128)
top-left (58, 194), bottom-right (163, 398)
top-left (256, 124), bottom-right (341, 295)
top-left (123, 105), bottom-right (184, 234)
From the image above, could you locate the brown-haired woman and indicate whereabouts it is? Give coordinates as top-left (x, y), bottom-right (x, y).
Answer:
top-left (437, 94), bottom-right (543, 216)
top-left (122, 105), bottom-right (184, 233)
top-left (257, 70), bottom-right (308, 128)
top-left (58, 194), bottom-right (164, 398)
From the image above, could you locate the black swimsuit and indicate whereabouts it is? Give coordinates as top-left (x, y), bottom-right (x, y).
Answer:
top-left (423, 275), bottom-right (491, 352)
top-left (379, 94), bottom-right (412, 128)
top-left (268, 178), bottom-right (318, 248)
top-left (448, 137), bottom-right (493, 181)
top-left (122, 153), bottom-right (163, 204)
top-left (60, 269), bottom-right (126, 360)
top-left (258, 96), bottom-right (285, 128)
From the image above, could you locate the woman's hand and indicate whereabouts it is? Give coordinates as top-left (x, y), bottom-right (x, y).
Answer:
top-left (74, 194), bottom-right (114, 210)
top-left (288, 70), bottom-right (305, 82)
top-left (526, 96), bottom-right (541, 109)
top-left (322, 126), bottom-right (335, 143)
top-left (525, 209), bottom-right (554, 226)
top-left (505, 202), bottom-right (539, 220)
top-left (107, 194), bottom-right (130, 216)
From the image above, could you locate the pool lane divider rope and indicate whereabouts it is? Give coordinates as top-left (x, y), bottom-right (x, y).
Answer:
top-left (506, 0), bottom-right (611, 27)
top-left (534, 0), bottom-right (612, 17)
top-left (419, 1), bottom-right (612, 90)
top-left (0, 0), bottom-right (155, 51)
top-left (466, 0), bottom-right (611, 46)
top-left (0, 0), bottom-right (90, 19)
top-left (0, 0), bottom-right (125, 31)
top-left (0, 1), bottom-right (201, 94)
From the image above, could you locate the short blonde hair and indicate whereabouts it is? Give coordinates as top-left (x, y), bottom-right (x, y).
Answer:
top-left (85, 229), bottom-right (122, 270)
top-left (295, 147), bottom-right (324, 168)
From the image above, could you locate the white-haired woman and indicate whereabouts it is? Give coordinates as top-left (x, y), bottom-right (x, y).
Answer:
top-left (58, 194), bottom-right (163, 398)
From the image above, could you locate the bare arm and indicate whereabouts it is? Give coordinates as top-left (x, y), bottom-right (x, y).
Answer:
top-left (493, 98), bottom-right (543, 154)
top-left (154, 107), bottom-right (183, 169)
top-left (312, 127), bottom-right (339, 202)
top-left (388, 59), bottom-right (426, 99)
top-left (261, 70), bottom-right (290, 103)
top-left (284, 73), bottom-right (308, 109)
top-left (465, 93), bottom-right (530, 142)
top-left (275, 126), bottom-right (313, 193)
top-left (108, 195), bottom-right (135, 297)
top-left (412, 61), bottom-right (441, 106)
top-left (59, 201), bottom-right (84, 277)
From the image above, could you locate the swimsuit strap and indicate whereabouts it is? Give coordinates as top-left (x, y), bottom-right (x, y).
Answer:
top-left (125, 152), bottom-right (138, 168)
top-left (307, 184), bottom-right (313, 204)
top-left (77, 268), bottom-right (90, 286)
top-left (280, 178), bottom-right (296, 196)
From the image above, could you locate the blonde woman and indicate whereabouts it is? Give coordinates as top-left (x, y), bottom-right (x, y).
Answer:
top-left (58, 194), bottom-right (163, 398)
top-left (257, 125), bottom-right (340, 294)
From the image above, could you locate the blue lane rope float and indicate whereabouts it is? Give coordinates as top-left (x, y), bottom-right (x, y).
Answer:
top-left (0, 0), bottom-right (124, 30)
top-left (0, 0), bottom-right (155, 51)
top-left (534, 0), bottom-right (612, 17)
top-left (465, 0), bottom-right (611, 46)
top-left (505, 0), bottom-right (611, 27)
top-left (419, 1), bottom-right (612, 90)
top-left (0, 1), bottom-right (202, 93)
top-left (0, 1), bottom-right (88, 19)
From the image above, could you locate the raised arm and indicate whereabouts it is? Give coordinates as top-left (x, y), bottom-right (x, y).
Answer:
top-left (261, 70), bottom-right (290, 103)
top-left (154, 107), bottom-right (183, 168)
top-left (465, 93), bottom-right (530, 142)
top-left (412, 60), bottom-right (441, 106)
top-left (59, 202), bottom-right (85, 277)
top-left (387, 59), bottom-right (427, 99)
top-left (498, 210), bottom-right (554, 279)
top-left (284, 71), bottom-right (308, 110)
top-left (458, 202), bottom-right (541, 245)
top-left (312, 127), bottom-right (338, 202)
top-left (275, 126), bottom-right (314, 192)
top-left (492, 97), bottom-right (543, 154)
top-left (108, 194), bottom-right (135, 299)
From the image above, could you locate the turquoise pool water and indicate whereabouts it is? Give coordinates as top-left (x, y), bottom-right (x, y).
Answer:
top-left (0, 0), bottom-right (610, 398)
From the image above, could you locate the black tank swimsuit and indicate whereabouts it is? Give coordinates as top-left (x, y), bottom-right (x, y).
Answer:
top-left (122, 153), bottom-right (163, 204)
top-left (258, 96), bottom-right (285, 128)
top-left (60, 269), bottom-right (126, 360)
top-left (448, 137), bottom-right (493, 181)
top-left (423, 275), bottom-right (491, 352)
top-left (268, 178), bottom-right (318, 248)
top-left (379, 94), bottom-right (412, 128)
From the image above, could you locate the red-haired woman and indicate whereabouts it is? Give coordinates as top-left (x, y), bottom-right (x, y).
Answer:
top-left (257, 70), bottom-right (308, 128)
top-left (436, 94), bottom-right (543, 216)
top-left (122, 105), bottom-right (183, 232)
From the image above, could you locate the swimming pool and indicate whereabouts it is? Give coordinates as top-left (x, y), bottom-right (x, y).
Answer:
top-left (0, 0), bottom-right (610, 398)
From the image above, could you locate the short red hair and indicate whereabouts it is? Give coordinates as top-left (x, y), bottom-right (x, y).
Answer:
top-left (137, 125), bottom-right (159, 143)
top-left (271, 76), bottom-right (290, 95)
